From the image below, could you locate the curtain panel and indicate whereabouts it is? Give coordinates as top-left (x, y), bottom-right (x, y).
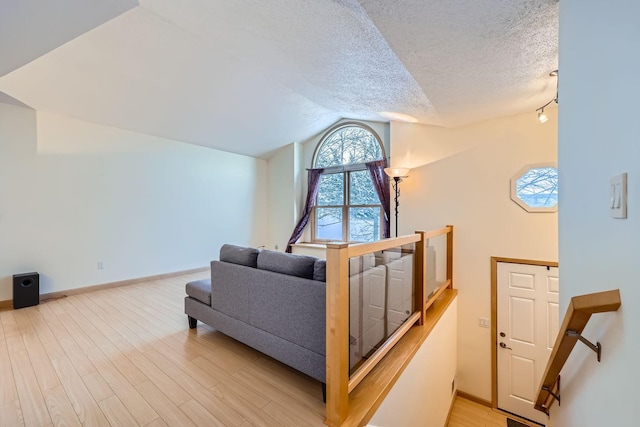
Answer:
top-left (285, 168), bottom-right (324, 253)
top-left (365, 159), bottom-right (391, 239)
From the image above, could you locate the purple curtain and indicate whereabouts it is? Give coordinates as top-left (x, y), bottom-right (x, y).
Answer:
top-left (366, 159), bottom-right (391, 239)
top-left (286, 168), bottom-right (325, 253)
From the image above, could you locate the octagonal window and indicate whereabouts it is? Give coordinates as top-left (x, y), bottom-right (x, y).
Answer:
top-left (511, 164), bottom-right (558, 212)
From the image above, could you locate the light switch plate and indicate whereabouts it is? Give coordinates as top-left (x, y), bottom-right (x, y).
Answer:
top-left (610, 173), bottom-right (627, 219)
top-left (478, 317), bottom-right (489, 328)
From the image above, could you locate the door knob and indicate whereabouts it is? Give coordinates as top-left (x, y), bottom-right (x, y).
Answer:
top-left (499, 342), bottom-right (512, 350)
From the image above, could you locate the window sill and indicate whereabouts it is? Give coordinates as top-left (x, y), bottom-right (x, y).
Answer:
top-left (289, 243), bottom-right (328, 258)
top-left (290, 242), bottom-right (328, 249)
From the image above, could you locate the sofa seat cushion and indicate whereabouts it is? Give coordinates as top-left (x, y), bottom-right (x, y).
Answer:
top-left (257, 250), bottom-right (317, 279)
top-left (186, 279), bottom-right (212, 306)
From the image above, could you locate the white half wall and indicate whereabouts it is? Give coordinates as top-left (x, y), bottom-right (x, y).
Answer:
top-left (390, 109), bottom-right (558, 400)
top-left (0, 105), bottom-right (267, 300)
top-left (368, 296), bottom-right (457, 427)
top-left (550, 1), bottom-right (640, 425)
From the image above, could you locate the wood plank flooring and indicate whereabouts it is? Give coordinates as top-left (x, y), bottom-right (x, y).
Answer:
top-left (448, 397), bottom-right (535, 427)
top-left (0, 272), bottom-right (326, 426)
top-left (1, 271), bottom-right (536, 427)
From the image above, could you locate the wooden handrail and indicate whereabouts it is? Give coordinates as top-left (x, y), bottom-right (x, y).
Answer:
top-left (424, 279), bottom-right (451, 312)
top-left (535, 289), bottom-right (621, 414)
top-left (325, 226), bottom-right (454, 426)
top-left (346, 233), bottom-right (421, 258)
top-left (348, 311), bottom-right (421, 392)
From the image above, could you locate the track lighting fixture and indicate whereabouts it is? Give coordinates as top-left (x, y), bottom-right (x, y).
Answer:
top-left (538, 109), bottom-right (549, 123)
top-left (536, 70), bottom-right (558, 124)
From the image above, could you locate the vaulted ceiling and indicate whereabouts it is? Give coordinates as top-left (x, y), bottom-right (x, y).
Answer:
top-left (0, 0), bottom-right (558, 158)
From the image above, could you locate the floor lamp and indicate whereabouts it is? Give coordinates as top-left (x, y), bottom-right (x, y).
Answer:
top-left (384, 167), bottom-right (410, 238)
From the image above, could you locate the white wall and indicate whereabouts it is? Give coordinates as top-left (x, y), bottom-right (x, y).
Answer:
top-left (390, 110), bottom-right (558, 400)
top-left (267, 142), bottom-right (302, 251)
top-left (368, 296), bottom-right (457, 427)
top-left (0, 105), bottom-right (267, 300)
top-left (551, 1), bottom-right (639, 425)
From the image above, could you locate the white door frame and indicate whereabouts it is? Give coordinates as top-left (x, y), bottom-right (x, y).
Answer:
top-left (490, 257), bottom-right (558, 419)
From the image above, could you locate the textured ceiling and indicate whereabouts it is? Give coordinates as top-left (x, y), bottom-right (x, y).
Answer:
top-left (0, 0), bottom-right (558, 158)
top-left (360, 0), bottom-right (559, 126)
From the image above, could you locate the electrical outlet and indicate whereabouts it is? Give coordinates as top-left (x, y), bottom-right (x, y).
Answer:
top-left (478, 317), bottom-right (489, 328)
top-left (97, 261), bottom-right (104, 270)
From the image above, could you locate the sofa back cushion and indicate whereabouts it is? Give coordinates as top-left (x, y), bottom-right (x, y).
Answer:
top-left (249, 268), bottom-right (326, 355)
top-left (220, 244), bottom-right (260, 268)
top-left (257, 250), bottom-right (317, 280)
top-left (313, 260), bottom-right (326, 282)
top-left (210, 261), bottom-right (251, 323)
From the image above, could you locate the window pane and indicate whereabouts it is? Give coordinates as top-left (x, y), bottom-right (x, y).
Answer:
top-left (314, 126), bottom-right (383, 168)
top-left (317, 173), bottom-right (344, 206)
top-left (349, 207), bottom-right (380, 242)
top-left (516, 167), bottom-right (558, 208)
top-left (350, 170), bottom-right (379, 205)
top-left (316, 208), bottom-right (343, 240)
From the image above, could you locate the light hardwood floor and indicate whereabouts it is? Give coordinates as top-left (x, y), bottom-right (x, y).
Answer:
top-left (448, 396), bottom-right (535, 427)
top-left (1, 271), bottom-right (534, 427)
top-left (0, 271), bottom-right (326, 426)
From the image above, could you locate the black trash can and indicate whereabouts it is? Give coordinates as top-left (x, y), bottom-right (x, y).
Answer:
top-left (13, 272), bottom-right (39, 309)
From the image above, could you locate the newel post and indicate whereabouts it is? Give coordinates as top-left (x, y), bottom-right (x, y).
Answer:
top-left (414, 230), bottom-right (427, 325)
top-left (325, 242), bottom-right (349, 426)
top-left (447, 225), bottom-right (454, 289)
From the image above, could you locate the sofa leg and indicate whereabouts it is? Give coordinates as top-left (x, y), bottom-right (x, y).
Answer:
top-left (321, 382), bottom-right (326, 403)
top-left (188, 316), bottom-right (197, 329)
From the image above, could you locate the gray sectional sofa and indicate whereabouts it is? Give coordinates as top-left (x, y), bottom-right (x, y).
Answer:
top-left (184, 244), bottom-right (327, 395)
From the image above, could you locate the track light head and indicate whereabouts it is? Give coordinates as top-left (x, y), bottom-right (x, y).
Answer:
top-left (538, 109), bottom-right (549, 124)
top-left (535, 70), bottom-right (558, 123)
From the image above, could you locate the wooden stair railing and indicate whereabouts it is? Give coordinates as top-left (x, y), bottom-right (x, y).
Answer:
top-left (325, 226), bottom-right (454, 426)
top-left (535, 289), bottom-right (621, 415)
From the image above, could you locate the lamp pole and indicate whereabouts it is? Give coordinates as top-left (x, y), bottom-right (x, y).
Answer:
top-left (392, 176), bottom-right (401, 237)
top-left (383, 167), bottom-right (410, 239)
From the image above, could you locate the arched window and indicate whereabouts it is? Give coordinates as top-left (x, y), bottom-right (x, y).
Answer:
top-left (314, 125), bottom-right (383, 167)
top-left (312, 123), bottom-right (386, 242)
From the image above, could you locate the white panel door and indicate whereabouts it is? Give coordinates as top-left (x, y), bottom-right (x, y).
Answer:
top-left (497, 262), bottom-right (559, 425)
top-left (362, 266), bottom-right (387, 356)
top-left (386, 255), bottom-right (414, 333)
